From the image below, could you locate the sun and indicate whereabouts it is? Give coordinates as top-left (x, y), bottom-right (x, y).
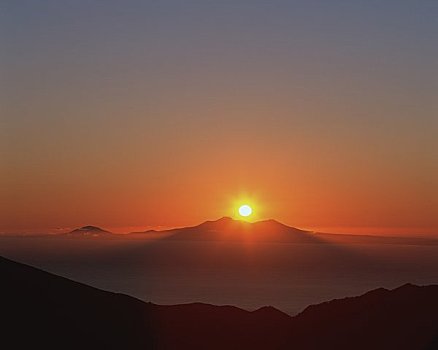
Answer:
top-left (238, 204), bottom-right (252, 217)
top-left (228, 194), bottom-right (260, 221)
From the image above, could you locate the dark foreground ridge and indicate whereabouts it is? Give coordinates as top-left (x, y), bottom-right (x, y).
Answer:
top-left (1, 256), bottom-right (437, 350)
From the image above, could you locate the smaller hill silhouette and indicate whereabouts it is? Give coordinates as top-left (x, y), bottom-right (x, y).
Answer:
top-left (68, 225), bottom-right (113, 237)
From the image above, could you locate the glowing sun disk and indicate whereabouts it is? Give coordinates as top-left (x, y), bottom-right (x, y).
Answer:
top-left (238, 205), bottom-right (252, 217)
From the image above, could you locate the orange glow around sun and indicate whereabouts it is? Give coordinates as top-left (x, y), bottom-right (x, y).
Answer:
top-left (229, 194), bottom-right (264, 222)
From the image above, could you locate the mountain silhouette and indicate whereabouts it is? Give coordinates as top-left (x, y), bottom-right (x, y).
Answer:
top-left (1, 255), bottom-right (437, 349)
top-left (164, 217), bottom-right (318, 243)
top-left (68, 225), bottom-right (113, 237)
top-left (17, 219), bottom-right (438, 247)
top-left (288, 283), bottom-right (438, 349)
top-left (0, 255), bottom-right (289, 349)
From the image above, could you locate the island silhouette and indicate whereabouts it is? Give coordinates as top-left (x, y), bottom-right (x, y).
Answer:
top-left (65, 217), bottom-right (438, 246)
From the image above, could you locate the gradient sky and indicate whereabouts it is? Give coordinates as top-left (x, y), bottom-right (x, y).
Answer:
top-left (1, 1), bottom-right (437, 234)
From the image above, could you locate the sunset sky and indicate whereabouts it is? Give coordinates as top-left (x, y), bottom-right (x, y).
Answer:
top-left (1, 1), bottom-right (437, 234)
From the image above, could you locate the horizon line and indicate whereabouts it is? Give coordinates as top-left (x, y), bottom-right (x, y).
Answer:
top-left (1, 216), bottom-right (437, 237)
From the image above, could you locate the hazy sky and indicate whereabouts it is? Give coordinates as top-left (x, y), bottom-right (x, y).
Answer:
top-left (1, 1), bottom-right (437, 233)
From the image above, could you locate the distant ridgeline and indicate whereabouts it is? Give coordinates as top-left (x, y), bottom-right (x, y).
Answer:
top-left (35, 218), bottom-right (438, 246)
top-left (1, 256), bottom-right (437, 350)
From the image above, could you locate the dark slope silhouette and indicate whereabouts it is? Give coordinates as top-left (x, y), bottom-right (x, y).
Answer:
top-left (0, 256), bottom-right (289, 349)
top-left (1, 255), bottom-right (152, 349)
top-left (1, 256), bottom-right (438, 349)
top-left (288, 284), bottom-right (438, 350)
